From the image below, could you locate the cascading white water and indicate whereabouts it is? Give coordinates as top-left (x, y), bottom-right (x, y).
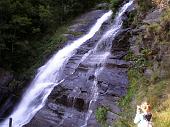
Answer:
top-left (80, 1), bottom-right (134, 126)
top-left (80, 52), bottom-right (110, 127)
top-left (0, 11), bottom-right (113, 127)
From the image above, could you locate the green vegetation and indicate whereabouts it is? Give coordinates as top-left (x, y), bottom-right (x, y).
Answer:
top-left (110, 0), bottom-right (120, 8)
top-left (113, 5), bottom-right (170, 127)
top-left (110, 0), bottom-right (123, 14)
top-left (124, 50), bottom-right (151, 71)
top-left (123, 10), bottom-right (137, 28)
top-left (146, 8), bottom-right (170, 46)
top-left (113, 57), bottom-right (149, 127)
top-left (154, 93), bottom-right (170, 127)
top-left (25, 26), bottom-right (68, 76)
top-left (136, 0), bottom-right (153, 12)
top-left (0, 0), bottom-right (103, 73)
top-left (0, 0), bottom-right (106, 91)
top-left (96, 106), bottom-right (109, 126)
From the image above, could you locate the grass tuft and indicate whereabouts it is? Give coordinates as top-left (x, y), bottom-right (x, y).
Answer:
top-left (96, 106), bottom-right (109, 126)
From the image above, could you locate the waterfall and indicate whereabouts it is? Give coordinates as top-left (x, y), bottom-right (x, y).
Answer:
top-left (81, 0), bottom-right (134, 126)
top-left (0, 0), bottom-right (134, 126)
top-left (0, 11), bottom-right (112, 127)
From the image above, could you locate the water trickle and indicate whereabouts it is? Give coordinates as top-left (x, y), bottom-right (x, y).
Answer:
top-left (80, 1), bottom-right (134, 126)
top-left (0, 11), bottom-right (112, 127)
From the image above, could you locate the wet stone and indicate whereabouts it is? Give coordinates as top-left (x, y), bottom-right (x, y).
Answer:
top-left (24, 3), bottom-right (133, 126)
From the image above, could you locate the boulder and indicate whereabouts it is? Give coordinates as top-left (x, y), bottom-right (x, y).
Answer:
top-left (143, 10), bottom-right (162, 24)
top-left (106, 111), bottom-right (119, 125)
top-left (144, 69), bottom-right (154, 79)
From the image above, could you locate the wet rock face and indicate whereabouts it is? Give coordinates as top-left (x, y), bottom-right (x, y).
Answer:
top-left (25, 8), bottom-right (131, 127)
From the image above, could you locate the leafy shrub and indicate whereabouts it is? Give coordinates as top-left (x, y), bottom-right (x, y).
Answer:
top-left (110, 0), bottom-right (123, 14)
top-left (96, 106), bottom-right (109, 124)
top-left (110, 0), bottom-right (120, 8)
top-left (136, 0), bottom-right (153, 12)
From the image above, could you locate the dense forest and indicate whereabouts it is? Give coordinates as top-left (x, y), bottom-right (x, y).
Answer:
top-left (0, 0), bottom-right (108, 74)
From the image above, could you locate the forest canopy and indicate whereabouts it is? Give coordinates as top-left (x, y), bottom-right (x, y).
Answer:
top-left (0, 0), bottom-right (104, 72)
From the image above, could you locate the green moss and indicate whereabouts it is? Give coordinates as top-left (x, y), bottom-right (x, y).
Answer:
top-left (110, 0), bottom-right (120, 8)
top-left (96, 106), bottom-right (109, 126)
top-left (124, 50), bottom-right (151, 71)
top-left (110, 0), bottom-right (123, 15)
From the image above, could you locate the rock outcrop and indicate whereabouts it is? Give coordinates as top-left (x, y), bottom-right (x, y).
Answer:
top-left (24, 8), bottom-right (132, 127)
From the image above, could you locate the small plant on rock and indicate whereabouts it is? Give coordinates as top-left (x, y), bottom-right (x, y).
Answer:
top-left (96, 106), bottom-right (109, 125)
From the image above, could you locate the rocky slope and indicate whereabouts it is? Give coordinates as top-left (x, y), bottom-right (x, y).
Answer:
top-left (113, 1), bottom-right (170, 126)
top-left (23, 4), bottom-right (134, 127)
